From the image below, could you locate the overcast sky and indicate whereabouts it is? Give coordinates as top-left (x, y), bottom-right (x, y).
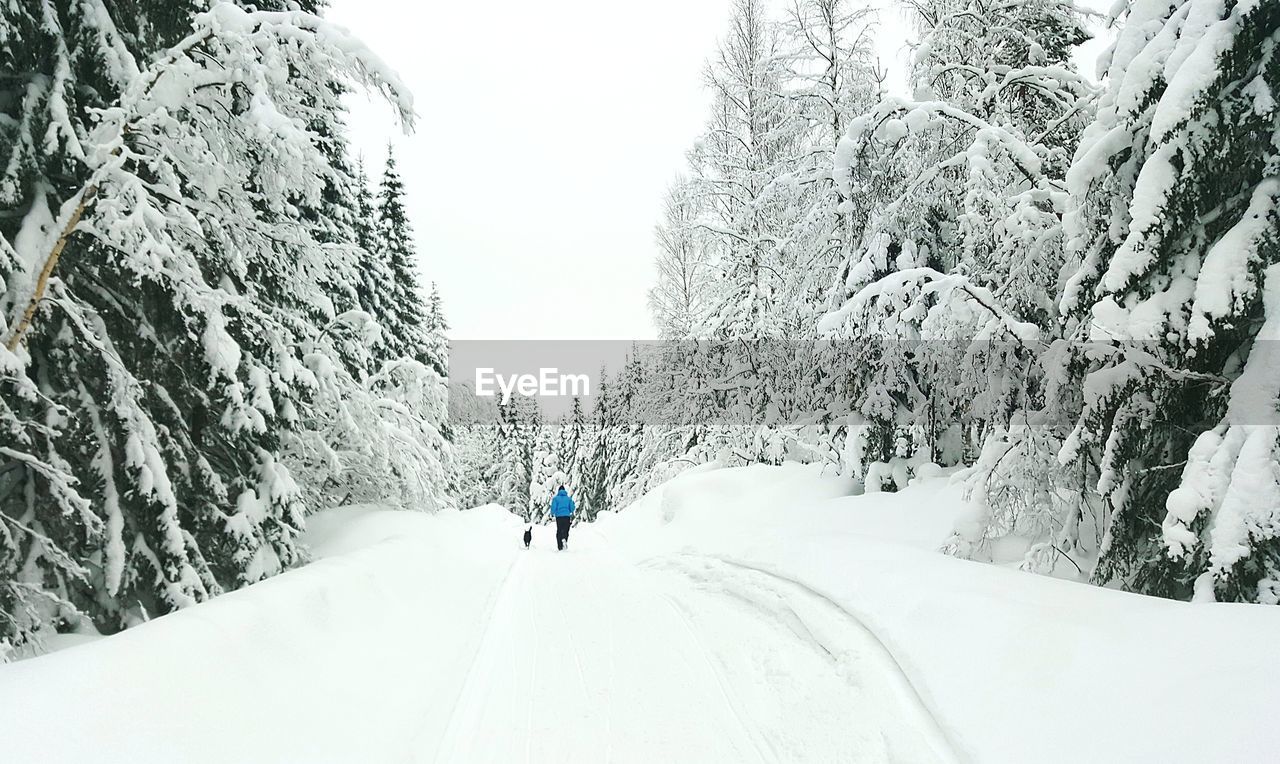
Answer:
top-left (325, 1), bottom-right (1108, 340)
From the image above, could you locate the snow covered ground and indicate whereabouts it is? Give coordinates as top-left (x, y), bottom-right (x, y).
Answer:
top-left (596, 464), bottom-right (1280, 762)
top-left (3, 463), bottom-right (1278, 762)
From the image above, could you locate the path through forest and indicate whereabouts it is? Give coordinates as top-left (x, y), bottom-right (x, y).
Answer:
top-left (5, 469), bottom-right (1279, 764)
top-left (424, 524), bottom-right (956, 763)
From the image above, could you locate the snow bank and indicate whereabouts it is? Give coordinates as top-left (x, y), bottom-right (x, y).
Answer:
top-left (598, 463), bottom-right (1280, 763)
top-left (0, 505), bottom-right (524, 763)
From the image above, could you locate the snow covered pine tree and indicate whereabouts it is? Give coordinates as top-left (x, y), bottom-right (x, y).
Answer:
top-left (0, 1), bottom-right (451, 654)
top-left (1059, 0), bottom-right (1280, 601)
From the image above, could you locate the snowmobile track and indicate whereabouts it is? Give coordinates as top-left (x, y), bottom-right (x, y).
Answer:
top-left (647, 552), bottom-right (965, 764)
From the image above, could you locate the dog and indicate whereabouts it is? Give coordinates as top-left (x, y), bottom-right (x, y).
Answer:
top-left (522, 526), bottom-right (532, 549)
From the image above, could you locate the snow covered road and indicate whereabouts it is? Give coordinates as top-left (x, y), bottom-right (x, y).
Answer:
top-left (6, 464), bottom-right (1279, 763)
top-left (0, 502), bottom-right (952, 764)
top-left (427, 525), bottom-right (952, 763)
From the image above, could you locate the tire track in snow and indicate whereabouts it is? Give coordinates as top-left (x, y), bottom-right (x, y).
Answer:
top-left (649, 553), bottom-right (965, 764)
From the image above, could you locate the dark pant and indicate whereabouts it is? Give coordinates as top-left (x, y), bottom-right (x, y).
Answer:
top-left (555, 516), bottom-right (571, 550)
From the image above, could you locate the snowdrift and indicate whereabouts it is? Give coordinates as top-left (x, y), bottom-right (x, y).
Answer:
top-left (596, 463), bottom-right (1280, 763)
top-left (0, 505), bottom-right (524, 763)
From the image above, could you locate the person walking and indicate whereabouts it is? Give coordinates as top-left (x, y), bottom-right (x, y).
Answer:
top-left (549, 485), bottom-right (575, 551)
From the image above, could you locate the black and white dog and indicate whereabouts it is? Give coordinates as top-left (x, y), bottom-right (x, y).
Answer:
top-left (522, 525), bottom-right (532, 549)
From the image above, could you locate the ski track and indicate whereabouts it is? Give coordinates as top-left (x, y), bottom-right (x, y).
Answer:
top-left (424, 524), bottom-right (953, 763)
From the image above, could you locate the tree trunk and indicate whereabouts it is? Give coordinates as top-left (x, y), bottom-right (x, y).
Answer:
top-left (5, 184), bottom-right (99, 351)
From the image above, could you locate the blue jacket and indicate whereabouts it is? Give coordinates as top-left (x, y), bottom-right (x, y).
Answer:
top-left (550, 489), bottom-right (575, 518)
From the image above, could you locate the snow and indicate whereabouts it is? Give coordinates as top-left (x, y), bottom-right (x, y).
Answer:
top-left (1243, 74), bottom-right (1276, 116)
top-left (0, 505), bottom-right (520, 762)
top-left (597, 464), bottom-right (1280, 762)
top-left (3, 466), bottom-right (1279, 762)
top-left (1207, 425), bottom-right (1280, 577)
top-left (1110, 0), bottom-right (1184, 116)
top-left (876, 117), bottom-right (909, 142)
top-left (1188, 179), bottom-right (1280, 341)
top-left (433, 533), bottom-right (946, 762)
top-left (1163, 425), bottom-right (1240, 557)
top-left (904, 106), bottom-right (934, 134)
top-left (1163, 263), bottom-right (1280, 597)
top-left (1149, 0), bottom-right (1240, 143)
top-left (820, 266), bottom-right (1041, 343)
top-left (1099, 139), bottom-right (1177, 294)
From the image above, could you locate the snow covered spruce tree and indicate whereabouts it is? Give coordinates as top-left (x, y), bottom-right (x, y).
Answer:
top-left (446, 381), bottom-right (502, 509)
top-left (493, 397), bottom-right (539, 519)
top-left (1057, 0), bottom-right (1280, 600)
top-left (559, 396), bottom-right (587, 490)
top-left (0, 1), bottom-right (449, 652)
top-left (351, 159), bottom-right (393, 337)
top-left (293, 146), bottom-right (452, 513)
top-left (424, 282), bottom-right (449, 379)
top-left (526, 424), bottom-right (562, 523)
top-left (373, 148), bottom-right (434, 364)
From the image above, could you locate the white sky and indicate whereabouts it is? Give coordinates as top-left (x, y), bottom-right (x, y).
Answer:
top-left (326, 0), bottom-right (1109, 340)
top-left (327, 0), bottom-right (735, 339)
